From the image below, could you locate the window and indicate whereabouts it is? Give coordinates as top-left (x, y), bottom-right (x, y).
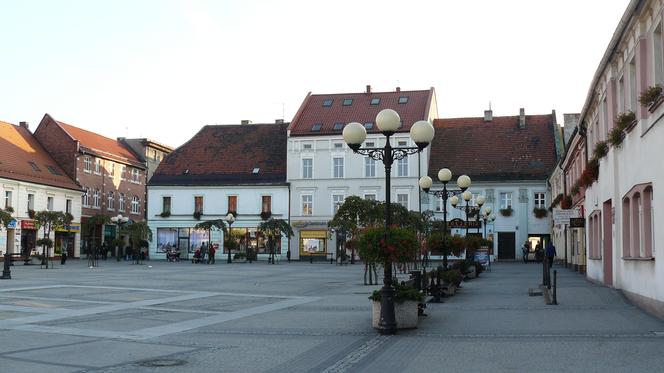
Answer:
top-left (84, 156), bottom-right (91, 172)
top-left (119, 193), bottom-right (125, 212)
top-left (302, 158), bottom-right (313, 179)
top-left (163, 196), bottom-right (171, 214)
top-left (333, 194), bottom-right (344, 214)
top-left (47, 196), bottom-right (54, 211)
top-left (194, 196), bottom-right (203, 214)
top-left (302, 195), bottom-right (313, 215)
top-left (108, 162), bottom-right (115, 177)
top-left (601, 98), bottom-right (609, 142)
top-left (370, 98), bottom-right (380, 105)
top-left (152, 150), bottom-right (158, 161)
top-left (46, 165), bottom-right (61, 175)
top-left (66, 199), bottom-right (72, 214)
top-left (311, 123), bottom-right (322, 132)
top-left (621, 183), bottom-right (654, 259)
top-left (500, 192), bottom-right (512, 209)
top-left (107, 192), bottom-right (114, 210)
top-left (92, 189), bottom-right (100, 208)
top-left (228, 195), bottom-right (237, 213)
top-left (333, 142), bottom-right (343, 150)
top-left (302, 143), bottom-right (312, 151)
top-left (342, 98), bottom-right (353, 106)
top-left (131, 196), bottom-right (140, 214)
top-left (618, 76), bottom-right (625, 114)
top-left (622, 197), bottom-right (631, 258)
top-left (28, 161), bottom-right (40, 171)
top-left (655, 23), bottom-right (664, 84)
top-left (397, 193), bottom-right (409, 209)
top-left (323, 99), bottom-right (333, 107)
top-left (94, 158), bottom-right (102, 174)
top-left (644, 186), bottom-right (654, 258)
top-left (4, 191), bottom-right (12, 208)
top-left (333, 122), bottom-right (344, 131)
top-left (262, 195), bottom-right (271, 213)
top-left (364, 194), bottom-right (376, 201)
top-left (364, 122), bottom-right (374, 130)
top-left (333, 157), bottom-right (344, 178)
top-left (132, 168), bottom-right (140, 183)
top-left (365, 156), bottom-right (376, 177)
top-left (629, 58), bottom-right (637, 111)
top-left (27, 193), bottom-right (34, 211)
top-left (82, 188), bottom-right (89, 207)
top-left (397, 157), bottom-right (408, 177)
top-left (398, 96), bottom-right (409, 104)
top-left (534, 192), bottom-right (545, 209)
top-left (121, 165), bottom-right (126, 180)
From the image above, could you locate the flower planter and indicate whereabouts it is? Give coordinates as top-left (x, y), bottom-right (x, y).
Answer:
top-left (443, 284), bottom-right (457, 296)
top-left (372, 300), bottom-right (418, 329)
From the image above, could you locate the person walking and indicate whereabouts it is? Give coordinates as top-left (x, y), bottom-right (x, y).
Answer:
top-left (60, 243), bottom-right (68, 265)
top-left (546, 241), bottom-right (557, 268)
top-left (208, 244), bottom-right (216, 264)
top-left (200, 243), bottom-right (208, 264)
top-left (522, 241), bottom-right (530, 263)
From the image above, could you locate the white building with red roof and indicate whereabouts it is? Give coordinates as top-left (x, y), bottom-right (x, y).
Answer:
top-left (287, 85), bottom-right (438, 261)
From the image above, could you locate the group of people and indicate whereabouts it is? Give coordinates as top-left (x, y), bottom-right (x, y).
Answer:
top-left (192, 242), bottom-right (216, 264)
top-left (522, 240), bottom-right (557, 267)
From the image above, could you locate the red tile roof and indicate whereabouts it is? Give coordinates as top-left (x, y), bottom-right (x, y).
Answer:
top-left (150, 122), bottom-right (288, 186)
top-left (53, 117), bottom-right (145, 168)
top-left (289, 88), bottom-right (435, 136)
top-left (0, 121), bottom-right (81, 191)
top-left (430, 114), bottom-right (558, 181)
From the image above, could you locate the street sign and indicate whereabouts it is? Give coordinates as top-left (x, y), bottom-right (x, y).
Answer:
top-left (7, 219), bottom-right (17, 229)
top-left (552, 208), bottom-right (580, 225)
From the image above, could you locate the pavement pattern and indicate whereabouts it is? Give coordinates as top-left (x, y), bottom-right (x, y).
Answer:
top-left (0, 259), bottom-right (662, 372)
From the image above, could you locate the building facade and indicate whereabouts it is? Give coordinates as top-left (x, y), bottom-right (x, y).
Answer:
top-left (147, 122), bottom-right (290, 260)
top-left (561, 129), bottom-right (587, 272)
top-left (428, 109), bottom-right (561, 260)
top-left (33, 114), bottom-right (147, 253)
top-left (119, 138), bottom-right (173, 183)
top-left (577, 0), bottom-right (664, 318)
top-left (0, 121), bottom-right (83, 258)
top-left (287, 86), bottom-right (438, 260)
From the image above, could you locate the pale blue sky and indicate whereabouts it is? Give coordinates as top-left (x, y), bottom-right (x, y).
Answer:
top-left (1, 0), bottom-right (628, 147)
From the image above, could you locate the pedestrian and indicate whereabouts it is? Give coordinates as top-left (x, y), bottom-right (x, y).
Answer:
top-left (200, 243), bottom-right (208, 264)
top-left (61, 244), bottom-right (68, 265)
top-left (208, 244), bottom-right (216, 264)
top-left (546, 241), bottom-right (556, 268)
top-left (522, 241), bottom-right (530, 263)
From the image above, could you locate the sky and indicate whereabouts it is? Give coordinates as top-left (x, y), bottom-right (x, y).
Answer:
top-left (0, 0), bottom-right (629, 148)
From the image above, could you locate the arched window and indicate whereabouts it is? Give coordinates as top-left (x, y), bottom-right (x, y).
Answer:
top-left (622, 197), bottom-right (631, 258)
top-left (643, 186), bottom-right (654, 258)
top-left (632, 193), bottom-right (641, 257)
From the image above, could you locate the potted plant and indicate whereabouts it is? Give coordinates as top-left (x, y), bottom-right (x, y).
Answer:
top-left (499, 207), bottom-right (513, 217)
top-left (533, 207), bottom-right (548, 219)
top-left (160, 211), bottom-right (171, 218)
top-left (593, 141), bottom-right (609, 159)
top-left (639, 85), bottom-right (663, 111)
top-left (608, 126), bottom-right (625, 148)
top-left (193, 211), bottom-right (202, 220)
top-left (357, 226), bottom-right (419, 265)
top-left (440, 269), bottom-right (463, 295)
top-left (369, 282), bottom-right (423, 329)
top-left (615, 111), bottom-right (636, 131)
top-left (260, 211), bottom-right (271, 220)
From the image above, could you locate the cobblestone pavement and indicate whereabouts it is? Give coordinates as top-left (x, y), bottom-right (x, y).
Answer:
top-left (0, 259), bottom-right (662, 372)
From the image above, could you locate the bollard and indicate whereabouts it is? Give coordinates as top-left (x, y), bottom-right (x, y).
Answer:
top-left (1, 253), bottom-right (11, 279)
top-left (552, 270), bottom-right (558, 305)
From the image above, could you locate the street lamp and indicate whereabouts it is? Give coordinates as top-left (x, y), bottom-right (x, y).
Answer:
top-left (481, 212), bottom-right (496, 271)
top-left (475, 195), bottom-right (486, 234)
top-left (110, 214), bottom-right (129, 262)
top-left (225, 213), bottom-right (236, 264)
top-left (343, 108), bottom-right (434, 335)
top-left (418, 170), bottom-right (471, 268)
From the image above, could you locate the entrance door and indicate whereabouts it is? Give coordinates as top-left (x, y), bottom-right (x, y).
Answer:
top-left (603, 200), bottom-right (613, 286)
top-left (497, 232), bottom-right (516, 260)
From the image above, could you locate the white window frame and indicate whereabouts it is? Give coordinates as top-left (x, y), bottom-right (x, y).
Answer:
top-left (332, 157), bottom-right (344, 178)
top-left (500, 192), bottom-right (513, 210)
top-left (108, 162), bottom-right (115, 177)
top-left (332, 194), bottom-right (345, 214)
top-left (364, 193), bottom-right (377, 201)
top-left (47, 196), bottom-right (54, 211)
top-left (365, 157), bottom-right (376, 177)
top-left (27, 193), bottom-right (34, 211)
top-left (396, 193), bottom-right (409, 210)
top-left (93, 189), bottom-right (100, 208)
top-left (94, 158), bottom-right (102, 174)
top-left (108, 191), bottom-right (115, 210)
top-left (302, 158), bottom-right (313, 179)
top-left (397, 156), bottom-right (408, 177)
top-left (131, 196), bottom-right (140, 214)
top-left (132, 168), bottom-right (141, 184)
top-left (301, 194), bottom-right (313, 216)
top-left (119, 193), bottom-right (125, 212)
top-left (534, 192), bottom-right (546, 209)
top-left (83, 156), bottom-right (92, 173)
top-left (82, 188), bottom-right (89, 207)
top-left (4, 190), bottom-right (12, 209)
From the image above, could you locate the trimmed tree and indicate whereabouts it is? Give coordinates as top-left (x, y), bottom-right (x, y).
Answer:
top-left (34, 211), bottom-right (73, 268)
top-left (258, 218), bottom-right (294, 264)
top-left (122, 221), bottom-right (152, 264)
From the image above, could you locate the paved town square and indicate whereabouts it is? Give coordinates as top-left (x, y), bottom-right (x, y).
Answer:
top-left (0, 260), bottom-right (662, 373)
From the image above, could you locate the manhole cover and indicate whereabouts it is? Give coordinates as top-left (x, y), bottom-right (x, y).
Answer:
top-left (139, 359), bottom-right (187, 367)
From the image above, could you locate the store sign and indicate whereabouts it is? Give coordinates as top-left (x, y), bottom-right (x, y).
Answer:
top-left (569, 218), bottom-right (585, 228)
top-left (300, 230), bottom-right (327, 239)
top-left (449, 218), bottom-right (480, 229)
top-left (56, 223), bottom-right (81, 233)
top-left (553, 208), bottom-right (580, 225)
top-left (20, 220), bottom-right (36, 230)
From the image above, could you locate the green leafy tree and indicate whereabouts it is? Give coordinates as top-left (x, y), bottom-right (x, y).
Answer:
top-left (34, 211), bottom-right (72, 268)
top-left (258, 218), bottom-right (294, 264)
top-left (0, 207), bottom-right (12, 228)
top-left (81, 214), bottom-right (111, 264)
top-left (122, 221), bottom-right (152, 264)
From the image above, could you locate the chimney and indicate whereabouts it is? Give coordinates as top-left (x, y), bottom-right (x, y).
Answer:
top-left (396, 86), bottom-right (401, 92)
top-left (275, 119), bottom-right (284, 124)
top-left (366, 85), bottom-right (372, 94)
top-left (19, 121), bottom-right (29, 130)
top-left (519, 108), bottom-right (526, 128)
top-left (484, 110), bottom-right (493, 122)
top-left (241, 120), bottom-right (252, 125)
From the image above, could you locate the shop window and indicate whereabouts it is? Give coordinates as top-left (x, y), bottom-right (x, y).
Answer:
top-left (157, 228), bottom-right (178, 253)
top-left (299, 230), bottom-right (327, 256)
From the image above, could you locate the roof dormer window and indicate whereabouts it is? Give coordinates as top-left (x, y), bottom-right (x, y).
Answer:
top-left (364, 122), bottom-right (374, 130)
top-left (342, 98), bottom-right (353, 106)
top-left (333, 122), bottom-right (344, 131)
top-left (311, 123), bottom-right (322, 132)
top-left (398, 96), bottom-right (409, 104)
top-left (370, 98), bottom-right (380, 105)
top-left (323, 99), bottom-right (333, 107)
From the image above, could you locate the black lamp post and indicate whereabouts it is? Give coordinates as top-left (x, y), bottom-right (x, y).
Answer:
top-left (418, 169), bottom-right (470, 269)
top-left (111, 214), bottom-right (129, 262)
top-left (343, 109), bottom-right (434, 335)
top-left (226, 213), bottom-right (235, 264)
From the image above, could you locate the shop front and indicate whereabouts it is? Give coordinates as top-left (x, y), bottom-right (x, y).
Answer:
top-left (20, 219), bottom-right (37, 257)
top-left (156, 227), bottom-right (210, 260)
top-left (55, 223), bottom-right (80, 258)
top-left (299, 230), bottom-right (328, 260)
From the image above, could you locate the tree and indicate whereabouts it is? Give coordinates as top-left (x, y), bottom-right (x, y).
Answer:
top-left (194, 219), bottom-right (227, 246)
top-left (122, 221), bottom-right (152, 264)
top-left (328, 196), bottom-right (374, 264)
top-left (81, 214), bottom-right (111, 266)
top-left (0, 207), bottom-right (12, 228)
top-left (34, 211), bottom-right (72, 268)
top-left (258, 218), bottom-right (294, 264)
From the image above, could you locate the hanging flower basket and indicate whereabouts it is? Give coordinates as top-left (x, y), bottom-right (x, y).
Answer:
top-left (260, 211), bottom-right (271, 220)
top-left (193, 211), bottom-right (202, 220)
top-left (160, 211), bottom-right (171, 218)
top-left (533, 207), bottom-right (548, 219)
top-left (639, 85), bottom-right (663, 110)
top-left (499, 207), bottom-right (513, 217)
top-left (593, 141), bottom-right (609, 159)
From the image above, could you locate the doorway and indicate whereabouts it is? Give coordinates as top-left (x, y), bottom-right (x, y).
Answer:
top-left (497, 232), bottom-right (516, 260)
